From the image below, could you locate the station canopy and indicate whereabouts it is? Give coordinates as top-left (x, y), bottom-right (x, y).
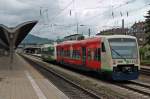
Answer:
top-left (0, 21), bottom-right (38, 50)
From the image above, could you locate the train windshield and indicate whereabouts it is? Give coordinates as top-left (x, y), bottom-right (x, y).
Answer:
top-left (108, 38), bottom-right (138, 59)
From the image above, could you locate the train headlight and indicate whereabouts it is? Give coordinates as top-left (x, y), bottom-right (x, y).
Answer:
top-left (122, 66), bottom-right (132, 72)
top-left (113, 67), bottom-right (118, 72)
top-left (113, 60), bottom-right (116, 65)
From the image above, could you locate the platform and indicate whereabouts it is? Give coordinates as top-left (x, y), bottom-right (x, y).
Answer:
top-left (0, 54), bottom-right (68, 99)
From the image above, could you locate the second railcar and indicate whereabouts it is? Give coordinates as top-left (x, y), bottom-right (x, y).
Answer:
top-left (41, 44), bottom-right (57, 62)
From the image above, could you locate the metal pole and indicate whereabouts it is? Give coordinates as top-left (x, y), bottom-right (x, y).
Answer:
top-left (9, 33), bottom-right (14, 70)
top-left (88, 28), bottom-right (91, 37)
top-left (122, 19), bottom-right (125, 35)
top-left (73, 0), bottom-right (79, 34)
top-left (77, 22), bottom-right (79, 34)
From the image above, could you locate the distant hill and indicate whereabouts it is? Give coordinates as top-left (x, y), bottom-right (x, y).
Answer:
top-left (22, 34), bottom-right (54, 44)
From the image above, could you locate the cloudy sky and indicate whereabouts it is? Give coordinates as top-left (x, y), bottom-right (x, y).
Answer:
top-left (0, 0), bottom-right (150, 40)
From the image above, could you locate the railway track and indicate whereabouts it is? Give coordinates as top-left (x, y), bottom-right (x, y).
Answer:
top-left (29, 53), bottom-right (150, 76)
top-left (114, 81), bottom-right (150, 97)
top-left (141, 67), bottom-right (150, 76)
top-left (21, 54), bottom-right (103, 99)
top-left (24, 54), bottom-right (150, 98)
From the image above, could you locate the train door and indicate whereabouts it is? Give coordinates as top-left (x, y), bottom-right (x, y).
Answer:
top-left (82, 47), bottom-right (86, 65)
top-left (101, 39), bottom-right (111, 72)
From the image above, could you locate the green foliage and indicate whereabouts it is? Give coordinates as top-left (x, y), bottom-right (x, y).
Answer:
top-left (139, 45), bottom-right (150, 60)
top-left (140, 47), bottom-right (146, 60)
top-left (141, 60), bottom-right (150, 65)
top-left (145, 10), bottom-right (150, 44)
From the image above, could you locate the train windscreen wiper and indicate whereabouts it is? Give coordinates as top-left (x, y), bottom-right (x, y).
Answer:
top-left (110, 48), bottom-right (127, 62)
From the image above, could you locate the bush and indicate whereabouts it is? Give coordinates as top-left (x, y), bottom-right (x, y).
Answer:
top-left (141, 60), bottom-right (150, 65)
top-left (139, 45), bottom-right (150, 60)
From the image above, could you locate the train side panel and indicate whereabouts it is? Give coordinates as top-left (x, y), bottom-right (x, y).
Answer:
top-left (56, 38), bottom-right (102, 71)
top-left (85, 39), bottom-right (101, 70)
top-left (41, 45), bottom-right (56, 62)
top-left (56, 45), bottom-right (63, 63)
top-left (68, 42), bottom-right (82, 66)
top-left (101, 38), bottom-right (113, 74)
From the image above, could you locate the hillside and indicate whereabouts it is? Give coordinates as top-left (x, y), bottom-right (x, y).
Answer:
top-left (22, 34), bottom-right (53, 44)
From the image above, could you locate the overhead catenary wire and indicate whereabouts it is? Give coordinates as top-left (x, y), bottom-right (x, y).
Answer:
top-left (79, 2), bottom-right (150, 30)
top-left (79, 0), bottom-right (139, 23)
top-left (39, 0), bottom-right (139, 26)
top-left (48, 0), bottom-right (74, 22)
top-left (36, 0), bottom-right (74, 35)
top-left (43, 0), bottom-right (138, 24)
top-left (36, 0), bottom-right (150, 37)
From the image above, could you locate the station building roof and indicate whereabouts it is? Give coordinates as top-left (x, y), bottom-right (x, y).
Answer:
top-left (0, 21), bottom-right (38, 50)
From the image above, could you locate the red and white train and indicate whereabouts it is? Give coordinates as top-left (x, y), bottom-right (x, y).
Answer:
top-left (42, 35), bottom-right (140, 80)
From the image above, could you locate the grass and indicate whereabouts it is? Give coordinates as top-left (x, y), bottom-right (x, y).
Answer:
top-left (140, 60), bottom-right (150, 66)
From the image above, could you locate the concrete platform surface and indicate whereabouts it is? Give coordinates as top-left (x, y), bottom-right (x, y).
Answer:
top-left (0, 54), bottom-right (69, 99)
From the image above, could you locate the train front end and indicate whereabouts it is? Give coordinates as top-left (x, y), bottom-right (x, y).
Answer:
top-left (106, 36), bottom-right (140, 80)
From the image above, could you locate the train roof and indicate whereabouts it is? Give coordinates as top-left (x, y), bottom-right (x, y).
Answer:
top-left (41, 44), bottom-right (54, 48)
top-left (57, 35), bottom-right (136, 46)
top-left (57, 40), bottom-right (77, 46)
top-left (57, 37), bottom-right (100, 46)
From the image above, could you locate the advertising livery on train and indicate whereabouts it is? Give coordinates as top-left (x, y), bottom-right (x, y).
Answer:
top-left (41, 35), bottom-right (140, 81)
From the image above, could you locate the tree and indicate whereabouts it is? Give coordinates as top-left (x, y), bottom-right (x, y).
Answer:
top-left (145, 10), bottom-right (150, 44)
top-left (139, 46), bottom-right (149, 60)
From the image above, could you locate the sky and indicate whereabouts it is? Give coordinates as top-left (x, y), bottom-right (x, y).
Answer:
top-left (0, 0), bottom-right (150, 40)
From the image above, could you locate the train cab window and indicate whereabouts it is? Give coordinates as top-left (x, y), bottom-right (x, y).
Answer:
top-left (102, 42), bottom-right (106, 52)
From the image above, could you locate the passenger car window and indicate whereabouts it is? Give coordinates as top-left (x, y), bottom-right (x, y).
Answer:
top-left (94, 48), bottom-right (101, 61)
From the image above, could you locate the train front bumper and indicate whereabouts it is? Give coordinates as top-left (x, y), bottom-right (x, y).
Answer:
top-left (112, 66), bottom-right (139, 80)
